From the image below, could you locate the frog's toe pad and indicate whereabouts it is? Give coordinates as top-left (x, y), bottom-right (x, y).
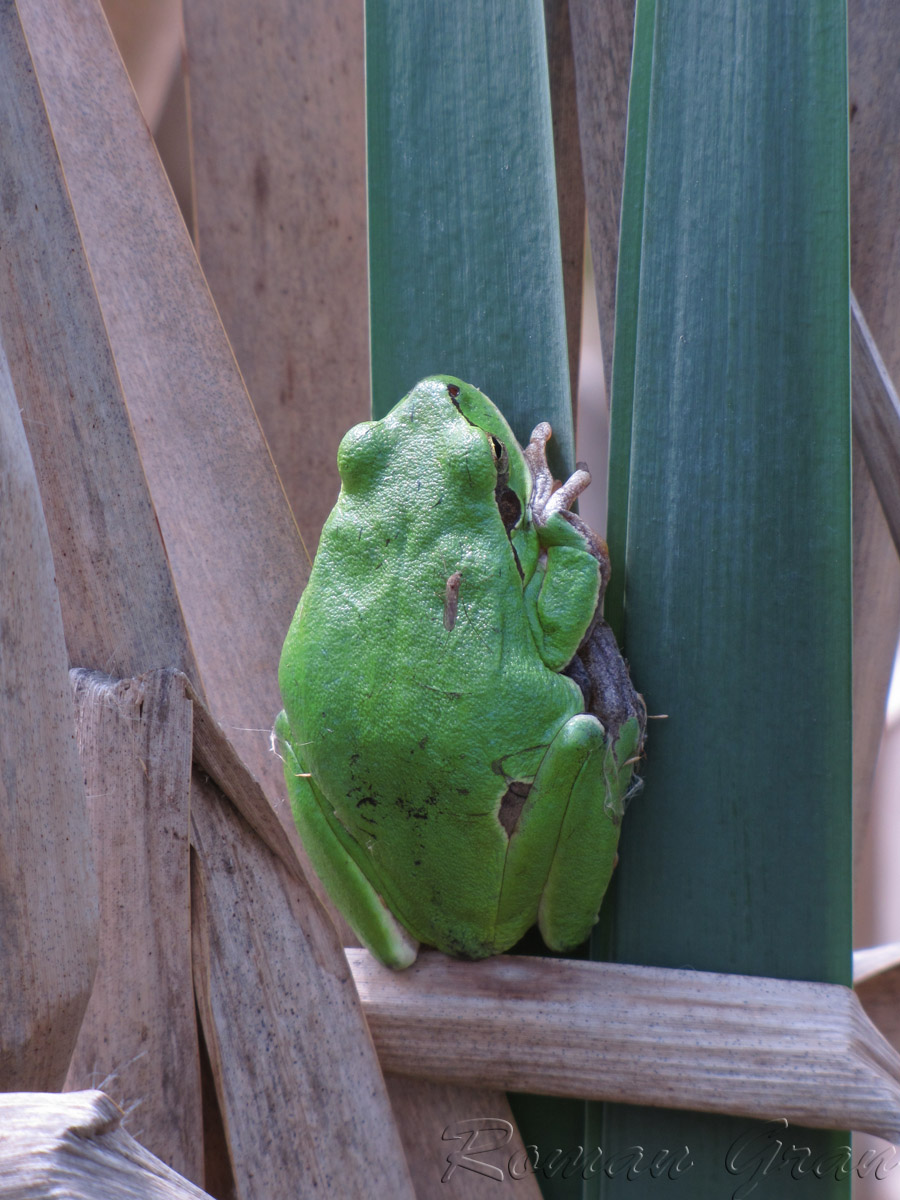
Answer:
top-left (363, 904), bottom-right (420, 970)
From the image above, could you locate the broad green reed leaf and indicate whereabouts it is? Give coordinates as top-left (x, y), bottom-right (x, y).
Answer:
top-left (366, 0), bottom-right (573, 480)
top-left (595, 2), bottom-right (851, 1197)
top-left (366, 5), bottom-right (584, 1192)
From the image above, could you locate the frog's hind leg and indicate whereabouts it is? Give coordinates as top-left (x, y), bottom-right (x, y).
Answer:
top-left (524, 713), bottom-right (642, 953)
top-left (274, 711), bottom-right (419, 970)
top-left (494, 714), bottom-right (605, 952)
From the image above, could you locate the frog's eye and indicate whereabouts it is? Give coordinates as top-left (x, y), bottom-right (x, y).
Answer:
top-left (447, 384), bottom-right (460, 398)
top-left (488, 434), bottom-right (510, 488)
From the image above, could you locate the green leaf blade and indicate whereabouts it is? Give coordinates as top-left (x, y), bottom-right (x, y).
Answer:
top-left (597, 2), bottom-right (850, 1196)
top-left (366, 0), bottom-right (574, 475)
top-left (366, 8), bottom-right (584, 1192)
top-left (609, 0), bottom-right (850, 983)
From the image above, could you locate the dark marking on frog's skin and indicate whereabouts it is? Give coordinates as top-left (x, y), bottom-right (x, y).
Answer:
top-left (490, 447), bottom-right (527, 580)
top-left (490, 746), bottom-right (549, 778)
top-left (417, 682), bottom-right (464, 701)
top-left (418, 735), bottom-right (428, 750)
top-left (508, 539), bottom-right (524, 581)
top-left (495, 485), bottom-right (521, 534)
top-left (356, 796), bottom-right (377, 808)
top-left (394, 797), bottom-right (430, 820)
top-left (492, 479), bottom-right (524, 579)
top-left (497, 780), bottom-right (532, 837)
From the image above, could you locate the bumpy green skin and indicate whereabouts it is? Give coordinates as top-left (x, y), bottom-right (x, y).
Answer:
top-left (277, 377), bottom-right (641, 968)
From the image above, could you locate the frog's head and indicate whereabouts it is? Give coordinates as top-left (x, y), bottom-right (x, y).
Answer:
top-left (420, 375), bottom-right (532, 537)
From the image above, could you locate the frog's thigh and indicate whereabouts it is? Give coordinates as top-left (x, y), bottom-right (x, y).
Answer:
top-left (274, 711), bottom-right (419, 970)
top-left (494, 714), bottom-right (611, 950)
top-left (538, 715), bottom-right (623, 952)
top-left (504, 714), bottom-right (622, 954)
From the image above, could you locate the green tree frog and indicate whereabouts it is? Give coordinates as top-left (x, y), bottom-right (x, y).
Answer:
top-left (276, 376), bottom-right (645, 969)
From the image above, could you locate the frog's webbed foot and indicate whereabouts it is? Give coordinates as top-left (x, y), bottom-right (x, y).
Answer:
top-left (524, 422), bottom-right (609, 574)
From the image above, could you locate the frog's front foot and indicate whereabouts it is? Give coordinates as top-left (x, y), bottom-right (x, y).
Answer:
top-left (524, 422), bottom-right (607, 566)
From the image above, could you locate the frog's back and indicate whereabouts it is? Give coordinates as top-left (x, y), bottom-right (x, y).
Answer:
top-left (279, 381), bottom-right (582, 953)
